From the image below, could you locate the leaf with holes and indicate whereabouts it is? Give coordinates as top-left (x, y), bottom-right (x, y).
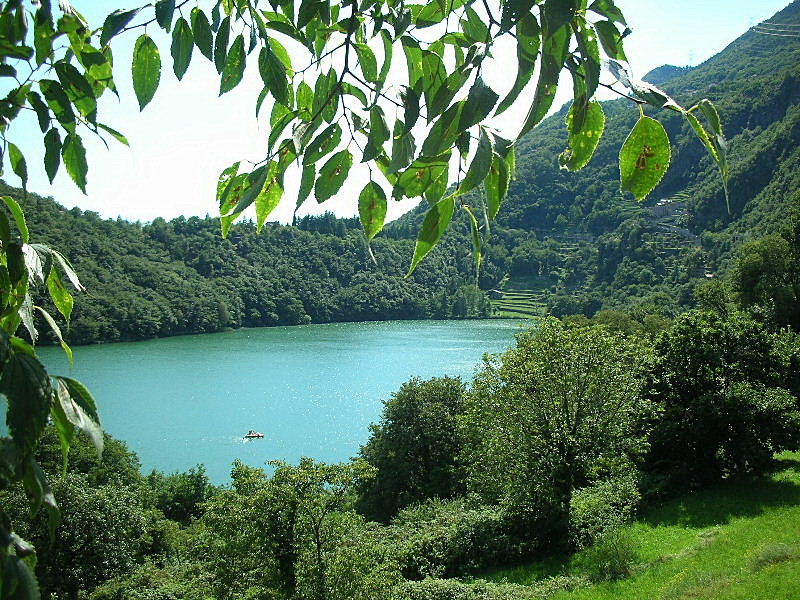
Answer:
top-left (408, 196), bottom-right (455, 275)
top-left (315, 150), bottom-right (352, 203)
top-left (359, 181), bottom-right (387, 241)
top-left (559, 100), bottom-right (605, 171)
top-left (619, 116), bottom-right (670, 201)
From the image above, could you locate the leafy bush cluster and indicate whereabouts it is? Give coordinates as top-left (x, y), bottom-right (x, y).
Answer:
top-left (7, 296), bottom-right (798, 599)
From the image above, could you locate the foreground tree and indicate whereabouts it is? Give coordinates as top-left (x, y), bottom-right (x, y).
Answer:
top-left (460, 319), bottom-right (652, 537)
top-left (647, 310), bottom-right (800, 489)
top-left (357, 375), bottom-right (466, 522)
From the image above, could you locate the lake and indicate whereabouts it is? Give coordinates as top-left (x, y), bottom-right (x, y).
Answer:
top-left (36, 320), bottom-right (524, 483)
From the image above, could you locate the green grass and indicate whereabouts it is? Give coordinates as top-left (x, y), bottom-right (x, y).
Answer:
top-left (483, 453), bottom-right (800, 599)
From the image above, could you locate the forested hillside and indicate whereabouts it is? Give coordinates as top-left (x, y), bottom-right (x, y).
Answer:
top-left (3, 183), bottom-right (490, 344)
top-left (392, 0), bottom-right (800, 317)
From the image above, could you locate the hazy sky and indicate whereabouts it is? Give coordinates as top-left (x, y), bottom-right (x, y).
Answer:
top-left (6, 0), bottom-right (793, 224)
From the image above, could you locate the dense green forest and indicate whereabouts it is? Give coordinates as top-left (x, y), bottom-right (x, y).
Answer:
top-left (1, 182), bottom-right (491, 344)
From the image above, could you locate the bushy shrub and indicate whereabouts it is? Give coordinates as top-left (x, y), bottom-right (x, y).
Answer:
top-left (570, 529), bottom-right (639, 582)
top-left (390, 498), bottom-right (521, 579)
top-left (146, 465), bottom-right (216, 524)
top-left (569, 474), bottom-right (641, 549)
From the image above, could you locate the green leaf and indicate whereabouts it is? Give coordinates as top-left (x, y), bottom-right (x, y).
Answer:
top-left (363, 106), bottom-right (390, 162)
top-left (100, 8), bottom-right (140, 47)
top-left (132, 34), bottom-right (161, 110)
top-left (463, 204), bottom-right (482, 275)
top-left (379, 30), bottom-right (393, 82)
top-left (39, 79), bottom-right (75, 131)
top-left (619, 115), bottom-right (671, 201)
top-left (33, 7), bottom-right (55, 65)
top-left (355, 43), bottom-right (378, 82)
top-left (62, 133), bottom-right (88, 194)
top-left (359, 181), bottom-right (387, 242)
top-left (54, 62), bottom-right (97, 121)
top-left (396, 151), bottom-right (451, 199)
top-left (698, 98), bottom-right (722, 136)
top-left (421, 102), bottom-right (463, 157)
top-left (191, 8), bottom-right (214, 60)
top-left (48, 247), bottom-right (86, 293)
top-left (252, 162), bottom-right (283, 231)
top-left (155, 0), bottom-right (176, 31)
top-left (44, 128), bottom-right (61, 183)
top-left (312, 68), bottom-right (338, 123)
top-left (559, 100), bottom-right (605, 171)
top-left (589, 0), bottom-right (627, 25)
top-left (8, 142), bottom-right (27, 189)
top-left (485, 152), bottom-right (510, 221)
top-left (400, 85), bottom-right (420, 134)
top-left (21, 458), bottom-right (59, 540)
top-left (304, 123), bottom-right (342, 165)
top-left (594, 20), bottom-right (627, 61)
top-left (259, 46), bottom-right (289, 106)
top-left (315, 149), bottom-right (352, 203)
top-left (500, 0), bottom-right (537, 32)
top-left (2, 352), bottom-right (52, 453)
top-left (460, 77), bottom-right (499, 130)
top-left (388, 120), bottom-right (416, 174)
top-left (214, 16), bottom-right (231, 74)
top-left (35, 306), bottom-right (72, 364)
top-left (54, 376), bottom-right (103, 455)
top-left (458, 128), bottom-right (493, 194)
top-left (4, 555), bottom-right (40, 600)
top-left (297, 163), bottom-right (315, 210)
top-left (171, 17), bottom-right (194, 80)
top-left (26, 91), bottom-right (50, 132)
top-left (1, 196), bottom-right (29, 243)
top-left (518, 18), bottom-right (570, 138)
top-left (47, 268), bottom-right (73, 324)
top-left (219, 34), bottom-right (245, 94)
top-left (408, 196), bottom-right (455, 275)
top-left (97, 123), bottom-right (129, 146)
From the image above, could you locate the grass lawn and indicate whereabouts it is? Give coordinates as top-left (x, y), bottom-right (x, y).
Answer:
top-left (483, 452), bottom-right (800, 599)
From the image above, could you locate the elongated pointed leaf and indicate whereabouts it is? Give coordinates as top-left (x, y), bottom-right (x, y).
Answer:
top-left (255, 162), bottom-right (284, 231)
top-left (62, 133), bottom-right (88, 193)
top-left (8, 142), bottom-right (27, 189)
top-left (219, 34), bottom-right (245, 94)
top-left (463, 204), bottom-right (482, 275)
top-left (408, 196), bottom-right (455, 275)
top-left (355, 43), bottom-right (378, 82)
top-left (47, 268), bottom-right (73, 324)
top-left (39, 79), bottom-right (75, 130)
top-left (1, 196), bottom-right (29, 243)
top-left (26, 91), bottom-right (50, 132)
top-left (214, 16), bottom-right (231, 74)
top-left (132, 34), bottom-right (161, 110)
top-left (619, 116), bottom-right (670, 201)
top-left (97, 123), bottom-right (129, 146)
top-left (171, 17), bottom-right (194, 80)
top-left (359, 181), bottom-right (387, 241)
top-left (2, 352), bottom-right (52, 453)
top-left (155, 0), bottom-right (175, 31)
top-left (458, 128), bottom-right (493, 194)
top-left (304, 123), bottom-right (341, 165)
top-left (485, 152), bottom-right (510, 221)
top-left (559, 100), bottom-right (605, 171)
top-left (191, 8), bottom-right (214, 60)
top-left (259, 46), bottom-right (289, 106)
top-left (315, 150), bottom-right (352, 202)
top-left (55, 376), bottom-right (103, 454)
top-left (35, 306), bottom-right (72, 363)
top-left (518, 22), bottom-right (570, 138)
top-left (297, 163), bottom-right (315, 209)
top-left (101, 8), bottom-right (140, 47)
top-left (460, 77), bottom-right (499, 130)
top-left (497, 14), bottom-right (540, 116)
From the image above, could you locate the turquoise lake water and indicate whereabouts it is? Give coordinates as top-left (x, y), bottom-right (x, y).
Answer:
top-left (35, 320), bottom-right (523, 483)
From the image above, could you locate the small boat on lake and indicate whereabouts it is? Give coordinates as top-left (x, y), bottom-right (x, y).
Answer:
top-left (244, 430), bottom-right (264, 439)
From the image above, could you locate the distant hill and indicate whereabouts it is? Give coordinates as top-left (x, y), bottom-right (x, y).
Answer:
top-left (391, 0), bottom-right (800, 317)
